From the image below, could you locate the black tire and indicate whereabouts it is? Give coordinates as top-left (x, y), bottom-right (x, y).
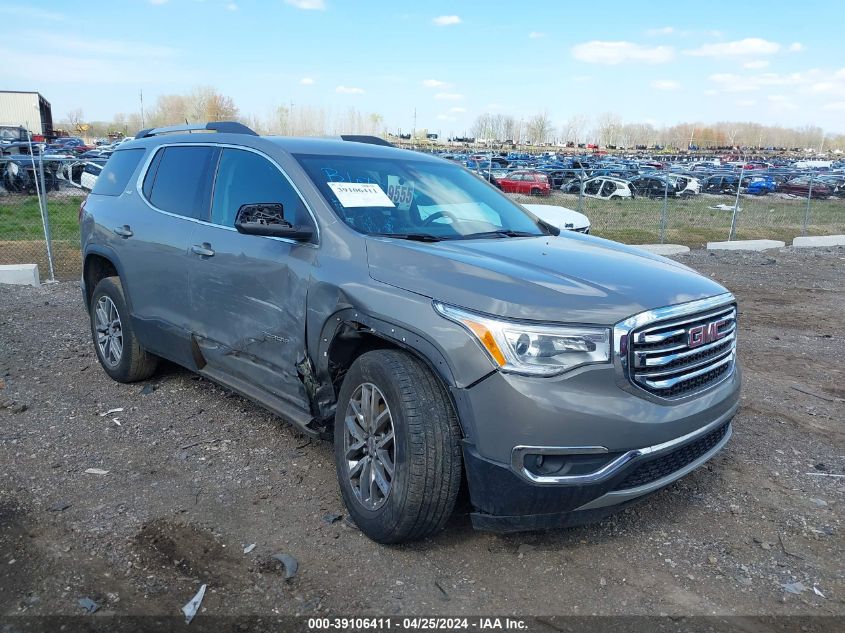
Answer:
top-left (333, 350), bottom-right (462, 544)
top-left (89, 276), bottom-right (158, 383)
top-left (530, 188), bottom-right (540, 196)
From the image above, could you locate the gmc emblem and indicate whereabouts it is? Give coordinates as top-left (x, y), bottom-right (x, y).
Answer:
top-left (688, 319), bottom-right (728, 348)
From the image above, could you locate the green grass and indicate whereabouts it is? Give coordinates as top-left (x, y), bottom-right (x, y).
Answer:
top-left (0, 195), bottom-right (83, 242)
top-left (516, 192), bottom-right (845, 247)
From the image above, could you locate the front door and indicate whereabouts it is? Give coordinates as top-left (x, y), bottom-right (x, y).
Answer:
top-left (186, 147), bottom-right (317, 411)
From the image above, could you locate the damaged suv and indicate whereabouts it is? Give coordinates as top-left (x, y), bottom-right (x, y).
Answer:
top-left (81, 123), bottom-right (741, 543)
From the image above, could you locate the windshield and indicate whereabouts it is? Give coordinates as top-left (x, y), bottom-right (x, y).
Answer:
top-left (0, 127), bottom-right (23, 141)
top-left (295, 154), bottom-right (546, 240)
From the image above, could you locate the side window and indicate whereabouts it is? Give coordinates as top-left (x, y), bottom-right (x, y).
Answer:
top-left (91, 148), bottom-right (145, 196)
top-left (210, 149), bottom-right (309, 228)
top-left (143, 146), bottom-right (217, 220)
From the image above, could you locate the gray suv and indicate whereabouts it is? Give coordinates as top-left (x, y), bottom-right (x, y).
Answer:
top-left (80, 122), bottom-right (741, 543)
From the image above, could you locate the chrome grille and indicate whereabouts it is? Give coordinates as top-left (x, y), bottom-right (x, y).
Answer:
top-left (629, 304), bottom-right (736, 399)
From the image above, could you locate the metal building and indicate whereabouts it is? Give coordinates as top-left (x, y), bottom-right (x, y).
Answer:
top-left (0, 91), bottom-right (54, 136)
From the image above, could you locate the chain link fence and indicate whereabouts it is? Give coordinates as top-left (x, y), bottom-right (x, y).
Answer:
top-left (515, 178), bottom-right (845, 246)
top-left (1, 154), bottom-right (844, 284)
top-left (0, 156), bottom-right (87, 281)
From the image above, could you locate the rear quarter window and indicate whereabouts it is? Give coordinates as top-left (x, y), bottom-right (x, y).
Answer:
top-left (91, 149), bottom-right (145, 196)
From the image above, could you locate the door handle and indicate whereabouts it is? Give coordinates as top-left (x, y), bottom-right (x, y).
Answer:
top-left (113, 225), bottom-right (133, 238)
top-left (191, 243), bottom-right (215, 257)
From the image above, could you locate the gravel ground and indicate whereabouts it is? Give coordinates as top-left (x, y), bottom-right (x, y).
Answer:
top-left (0, 246), bottom-right (843, 620)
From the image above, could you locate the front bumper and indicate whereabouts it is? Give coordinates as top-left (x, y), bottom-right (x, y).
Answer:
top-left (464, 404), bottom-right (735, 533)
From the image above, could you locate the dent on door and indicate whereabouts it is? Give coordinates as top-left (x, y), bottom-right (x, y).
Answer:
top-left (188, 233), bottom-right (314, 410)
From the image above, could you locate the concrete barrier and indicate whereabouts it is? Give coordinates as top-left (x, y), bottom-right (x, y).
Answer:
top-left (635, 244), bottom-right (690, 256)
top-left (707, 240), bottom-right (785, 251)
top-left (0, 264), bottom-right (40, 287)
top-left (792, 235), bottom-right (845, 248)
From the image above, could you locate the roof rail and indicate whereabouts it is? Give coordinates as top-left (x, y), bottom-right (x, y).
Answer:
top-left (135, 121), bottom-right (258, 139)
top-left (340, 135), bottom-right (394, 147)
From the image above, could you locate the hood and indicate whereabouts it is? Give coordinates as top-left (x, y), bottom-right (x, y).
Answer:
top-left (366, 233), bottom-right (728, 325)
top-left (522, 204), bottom-right (589, 230)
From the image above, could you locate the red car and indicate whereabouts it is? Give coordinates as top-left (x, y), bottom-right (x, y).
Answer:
top-left (780, 177), bottom-right (831, 198)
top-left (496, 170), bottom-right (551, 196)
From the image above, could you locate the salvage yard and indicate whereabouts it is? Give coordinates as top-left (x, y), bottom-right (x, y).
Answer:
top-left (0, 247), bottom-right (843, 619)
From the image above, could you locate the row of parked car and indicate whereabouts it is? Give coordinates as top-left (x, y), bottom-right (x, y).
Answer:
top-left (440, 151), bottom-right (845, 200)
top-left (0, 135), bottom-right (131, 194)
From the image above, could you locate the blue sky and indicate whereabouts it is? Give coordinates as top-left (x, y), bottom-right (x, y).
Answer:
top-left (2, 0), bottom-right (844, 134)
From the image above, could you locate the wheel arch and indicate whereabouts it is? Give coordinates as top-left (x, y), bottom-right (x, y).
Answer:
top-left (312, 308), bottom-right (465, 434)
top-left (83, 247), bottom-right (129, 312)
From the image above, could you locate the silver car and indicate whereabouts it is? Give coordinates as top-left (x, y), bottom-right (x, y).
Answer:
top-left (80, 122), bottom-right (740, 543)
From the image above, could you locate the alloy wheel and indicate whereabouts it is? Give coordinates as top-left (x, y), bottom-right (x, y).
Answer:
top-left (95, 295), bottom-right (123, 367)
top-left (343, 382), bottom-right (396, 511)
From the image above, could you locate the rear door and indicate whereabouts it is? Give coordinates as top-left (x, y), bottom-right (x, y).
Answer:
top-left (133, 144), bottom-right (218, 364)
top-left (186, 147), bottom-right (316, 411)
top-left (93, 144), bottom-right (217, 366)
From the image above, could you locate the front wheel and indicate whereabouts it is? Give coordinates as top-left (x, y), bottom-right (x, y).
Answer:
top-left (334, 350), bottom-right (462, 543)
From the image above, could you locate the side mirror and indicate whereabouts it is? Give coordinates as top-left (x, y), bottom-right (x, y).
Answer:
top-left (233, 203), bottom-right (314, 242)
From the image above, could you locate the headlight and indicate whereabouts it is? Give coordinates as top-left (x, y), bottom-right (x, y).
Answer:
top-left (434, 302), bottom-right (610, 376)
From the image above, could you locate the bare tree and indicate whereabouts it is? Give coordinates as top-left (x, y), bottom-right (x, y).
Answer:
top-left (66, 108), bottom-right (84, 132)
top-left (526, 112), bottom-right (554, 145)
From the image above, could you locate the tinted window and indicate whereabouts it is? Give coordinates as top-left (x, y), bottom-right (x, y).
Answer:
top-left (144, 146), bottom-right (217, 220)
top-left (210, 149), bottom-right (308, 227)
top-left (91, 148), bottom-right (144, 196)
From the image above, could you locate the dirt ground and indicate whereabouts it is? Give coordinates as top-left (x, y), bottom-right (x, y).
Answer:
top-left (0, 246), bottom-right (842, 622)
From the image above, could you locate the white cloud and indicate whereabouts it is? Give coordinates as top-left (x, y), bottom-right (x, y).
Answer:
top-left (0, 45), bottom-right (195, 85)
top-left (703, 89), bottom-right (718, 96)
top-left (0, 5), bottom-right (65, 20)
top-left (736, 99), bottom-right (757, 107)
top-left (335, 85), bottom-right (364, 94)
top-left (226, 3), bottom-right (239, 10)
top-left (709, 69), bottom-right (835, 94)
top-left (822, 101), bottom-right (845, 111)
top-left (571, 41), bottom-right (674, 65)
top-left (685, 38), bottom-right (780, 57)
top-left (300, 77), bottom-right (315, 85)
top-left (788, 42), bottom-right (804, 52)
top-left (38, 33), bottom-right (177, 58)
top-left (285, 0), bottom-right (325, 10)
top-left (433, 15), bottom-right (461, 26)
top-left (436, 114), bottom-right (456, 121)
top-left (449, 107), bottom-right (466, 113)
top-left (651, 79), bottom-right (681, 90)
top-left (646, 26), bottom-right (675, 35)
top-left (434, 92), bottom-right (463, 100)
top-left (528, 31), bottom-right (546, 39)
top-left (767, 94), bottom-right (797, 110)
top-left (149, 0), bottom-right (169, 4)
top-left (743, 60), bottom-right (769, 69)
top-left (422, 79), bottom-right (447, 88)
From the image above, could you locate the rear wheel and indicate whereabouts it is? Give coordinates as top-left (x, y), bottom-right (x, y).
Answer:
top-left (530, 187), bottom-right (541, 196)
top-left (334, 350), bottom-right (462, 543)
top-left (89, 276), bottom-right (158, 383)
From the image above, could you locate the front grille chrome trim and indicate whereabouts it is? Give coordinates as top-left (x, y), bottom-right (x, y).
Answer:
top-left (614, 293), bottom-right (738, 403)
top-left (636, 350), bottom-right (735, 388)
top-left (635, 333), bottom-right (735, 370)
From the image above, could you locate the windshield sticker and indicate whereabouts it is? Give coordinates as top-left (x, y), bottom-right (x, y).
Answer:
top-left (328, 182), bottom-right (395, 208)
top-left (387, 176), bottom-right (414, 211)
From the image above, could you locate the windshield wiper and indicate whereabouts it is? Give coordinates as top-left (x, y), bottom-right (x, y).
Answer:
top-left (370, 232), bottom-right (443, 242)
top-left (458, 230), bottom-right (541, 239)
